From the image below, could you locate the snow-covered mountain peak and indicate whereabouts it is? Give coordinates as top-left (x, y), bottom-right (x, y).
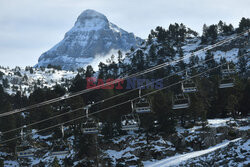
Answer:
top-left (73, 9), bottom-right (109, 31)
top-left (77, 9), bottom-right (108, 23)
top-left (36, 9), bottom-right (143, 70)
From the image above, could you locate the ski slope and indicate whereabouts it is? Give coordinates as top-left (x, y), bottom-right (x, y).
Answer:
top-left (145, 138), bottom-right (241, 167)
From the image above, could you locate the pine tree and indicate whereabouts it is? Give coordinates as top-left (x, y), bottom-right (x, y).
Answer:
top-left (148, 44), bottom-right (156, 62)
top-left (238, 81), bottom-right (250, 116)
top-left (201, 24), bottom-right (208, 43)
top-left (110, 54), bottom-right (115, 63)
top-left (0, 158), bottom-right (3, 167)
top-left (177, 47), bottom-right (186, 71)
top-left (202, 24), bottom-right (218, 43)
top-left (205, 51), bottom-right (217, 75)
top-left (226, 95), bottom-right (238, 119)
top-left (70, 74), bottom-right (86, 92)
top-left (147, 34), bottom-right (153, 45)
top-left (29, 68), bottom-right (34, 74)
top-left (85, 65), bottom-right (95, 77)
top-left (218, 20), bottom-right (224, 33)
top-left (238, 17), bottom-right (250, 32)
top-left (0, 71), bottom-right (3, 80)
top-left (52, 157), bottom-right (61, 167)
top-left (98, 62), bottom-right (107, 79)
top-left (117, 50), bottom-right (123, 64)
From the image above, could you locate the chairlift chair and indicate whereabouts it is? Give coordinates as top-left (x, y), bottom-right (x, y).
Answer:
top-left (82, 118), bottom-right (100, 134)
top-left (181, 71), bottom-right (197, 93)
top-left (219, 63), bottom-right (235, 89)
top-left (221, 63), bottom-right (236, 75)
top-left (121, 114), bottom-right (140, 131)
top-left (172, 94), bottom-right (190, 110)
top-left (219, 75), bottom-right (235, 88)
top-left (221, 69), bottom-right (236, 75)
top-left (182, 80), bottom-right (197, 93)
top-left (51, 141), bottom-right (70, 156)
top-left (16, 145), bottom-right (35, 158)
top-left (134, 88), bottom-right (152, 113)
top-left (135, 98), bottom-right (152, 113)
top-left (51, 125), bottom-right (70, 156)
top-left (81, 106), bottom-right (99, 134)
top-left (16, 127), bottom-right (35, 158)
top-left (121, 101), bottom-right (140, 131)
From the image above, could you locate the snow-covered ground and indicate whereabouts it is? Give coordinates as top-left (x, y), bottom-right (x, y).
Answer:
top-left (1, 118), bottom-right (249, 166)
top-left (0, 66), bottom-right (77, 96)
top-left (144, 138), bottom-right (241, 167)
top-left (207, 118), bottom-right (231, 127)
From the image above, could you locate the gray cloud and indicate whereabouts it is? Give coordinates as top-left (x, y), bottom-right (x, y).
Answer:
top-left (0, 0), bottom-right (249, 68)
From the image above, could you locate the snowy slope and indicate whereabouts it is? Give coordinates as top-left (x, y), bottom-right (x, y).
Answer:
top-left (144, 138), bottom-right (241, 167)
top-left (1, 118), bottom-right (249, 166)
top-left (0, 66), bottom-right (77, 96)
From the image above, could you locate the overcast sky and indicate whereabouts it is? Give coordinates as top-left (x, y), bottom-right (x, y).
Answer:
top-left (0, 0), bottom-right (249, 68)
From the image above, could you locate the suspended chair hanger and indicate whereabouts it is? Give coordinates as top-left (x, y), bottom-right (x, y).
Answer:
top-left (81, 105), bottom-right (100, 134)
top-left (121, 101), bottom-right (140, 131)
top-left (219, 62), bottom-right (235, 89)
top-left (172, 93), bottom-right (190, 110)
top-left (16, 126), bottom-right (35, 158)
top-left (134, 87), bottom-right (152, 113)
top-left (51, 124), bottom-right (70, 156)
top-left (181, 71), bottom-right (197, 93)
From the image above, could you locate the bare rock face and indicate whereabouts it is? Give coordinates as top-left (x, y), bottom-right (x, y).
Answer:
top-left (36, 9), bottom-right (143, 70)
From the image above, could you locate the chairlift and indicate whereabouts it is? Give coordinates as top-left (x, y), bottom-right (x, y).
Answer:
top-left (219, 63), bottom-right (235, 89)
top-left (81, 106), bottom-right (99, 134)
top-left (172, 94), bottom-right (190, 110)
top-left (221, 63), bottom-right (236, 75)
top-left (121, 101), bottom-right (140, 131)
top-left (51, 143), bottom-right (70, 156)
top-left (16, 127), bottom-right (35, 158)
top-left (16, 145), bottom-right (35, 158)
top-left (51, 125), bottom-right (70, 156)
top-left (121, 114), bottom-right (140, 131)
top-left (134, 88), bottom-right (152, 113)
top-left (219, 75), bottom-right (235, 88)
top-left (181, 71), bottom-right (197, 93)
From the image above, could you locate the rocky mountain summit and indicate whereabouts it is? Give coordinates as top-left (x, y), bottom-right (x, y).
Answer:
top-left (36, 9), bottom-right (143, 70)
